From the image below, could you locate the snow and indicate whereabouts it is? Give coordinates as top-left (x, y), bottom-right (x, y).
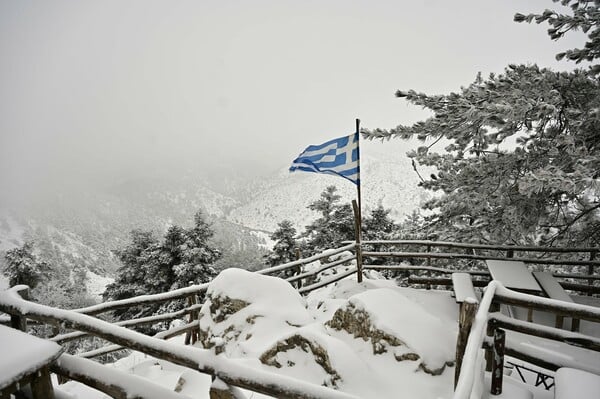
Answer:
top-left (0, 324), bottom-right (63, 389)
top-left (0, 285), bottom-right (358, 399)
top-left (343, 287), bottom-right (456, 369)
top-left (485, 260), bottom-right (542, 292)
top-left (2, 269), bottom-right (598, 399)
top-left (85, 270), bottom-right (114, 301)
top-left (451, 273), bottom-right (479, 303)
top-left (554, 367), bottom-right (600, 398)
top-left (198, 268), bottom-right (458, 398)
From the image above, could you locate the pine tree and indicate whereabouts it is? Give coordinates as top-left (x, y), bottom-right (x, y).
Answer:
top-left (103, 211), bottom-right (221, 331)
top-left (3, 241), bottom-right (50, 289)
top-left (514, 0), bottom-right (600, 73)
top-left (364, 205), bottom-right (398, 241)
top-left (304, 186), bottom-right (355, 253)
top-left (171, 211), bottom-right (220, 290)
top-left (366, 1), bottom-right (600, 247)
top-left (266, 220), bottom-right (298, 267)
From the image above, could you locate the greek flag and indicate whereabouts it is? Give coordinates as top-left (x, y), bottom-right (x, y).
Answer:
top-left (289, 133), bottom-right (360, 186)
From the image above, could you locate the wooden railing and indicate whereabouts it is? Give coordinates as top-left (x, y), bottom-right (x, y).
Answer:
top-left (0, 285), bottom-right (358, 399)
top-left (0, 245), bottom-right (358, 399)
top-left (1, 240), bottom-right (598, 398)
top-left (453, 281), bottom-right (600, 398)
top-left (355, 240), bottom-right (600, 295)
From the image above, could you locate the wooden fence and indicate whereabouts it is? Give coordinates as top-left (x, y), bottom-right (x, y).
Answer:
top-left (0, 240), bottom-right (598, 398)
top-left (0, 245), bottom-right (358, 399)
top-left (355, 240), bottom-right (600, 295)
top-left (452, 281), bottom-right (600, 398)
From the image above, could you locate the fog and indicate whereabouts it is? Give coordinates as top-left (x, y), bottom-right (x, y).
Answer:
top-left (0, 0), bottom-right (585, 204)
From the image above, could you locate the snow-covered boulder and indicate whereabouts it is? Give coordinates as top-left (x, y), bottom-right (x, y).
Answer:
top-left (197, 268), bottom-right (458, 395)
top-left (326, 288), bottom-right (456, 375)
top-left (198, 268), bottom-right (312, 358)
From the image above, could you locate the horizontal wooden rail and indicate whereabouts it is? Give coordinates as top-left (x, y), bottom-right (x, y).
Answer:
top-left (257, 244), bottom-right (355, 276)
top-left (0, 289), bottom-right (358, 399)
top-left (52, 353), bottom-right (194, 399)
top-left (493, 292), bottom-right (600, 323)
top-left (356, 240), bottom-right (598, 253)
top-left (286, 255), bottom-right (355, 284)
top-left (53, 304), bottom-right (203, 344)
top-left (490, 313), bottom-right (600, 352)
top-left (298, 267), bottom-right (358, 295)
top-left (362, 251), bottom-right (600, 268)
top-left (364, 264), bottom-right (599, 281)
top-left (407, 276), bottom-right (600, 294)
top-left (407, 276), bottom-right (490, 287)
top-left (73, 284), bottom-right (208, 316)
top-left (364, 264), bottom-right (490, 276)
top-left (78, 321), bottom-right (199, 359)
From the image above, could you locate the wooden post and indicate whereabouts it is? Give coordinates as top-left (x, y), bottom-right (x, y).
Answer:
top-left (485, 302), bottom-right (500, 372)
top-left (210, 377), bottom-right (247, 399)
top-left (30, 366), bottom-right (55, 399)
top-left (295, 248), bottom-right (302, 289)
top-left (10, 286), bottom-right (30, 332)
top-left (426, 245), bottom-right (432, 290)
top-left (506, 244), bottom-right (514, 259)
top-left (454, 299), bottom-right (478, 389)
top-left (352, 199), bottom-right (363, 283)
top-left (490, 328), bottom-right (506, 396)
top-left (353, 118), bottom-right (363, 284)
top-left (185, 282), bottom-right (198, 346)
top-left (589, 251), bottom-right (596, 297)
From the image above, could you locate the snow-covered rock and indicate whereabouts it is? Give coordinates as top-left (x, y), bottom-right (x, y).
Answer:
top-left (326, 288), bottom-right (456, 375)
top-left (196, 268), bottom-right (458, 395)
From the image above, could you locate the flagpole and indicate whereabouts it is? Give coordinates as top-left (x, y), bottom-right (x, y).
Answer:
top-left (354, 118), bottom-right (363, 283)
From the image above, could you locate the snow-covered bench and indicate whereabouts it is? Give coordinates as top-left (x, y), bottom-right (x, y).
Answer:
top-left (532, 272), bottom-right (578, 331)
top-left (554, 367), bottom-right (600, 399)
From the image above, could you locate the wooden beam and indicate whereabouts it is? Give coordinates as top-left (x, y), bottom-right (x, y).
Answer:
top-left (455, 299), bottom-right (478, 388)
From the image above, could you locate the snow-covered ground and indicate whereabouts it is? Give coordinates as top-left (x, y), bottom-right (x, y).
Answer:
top-left (85, 271), bottom-right (114, 301)
top-left (3, 268), bottom-right (598, 399)
top-left (51, 269), bottom-right (460, 398)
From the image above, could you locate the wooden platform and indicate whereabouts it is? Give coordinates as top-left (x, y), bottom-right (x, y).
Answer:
top-left (0, 325), bottom-right (63, 399)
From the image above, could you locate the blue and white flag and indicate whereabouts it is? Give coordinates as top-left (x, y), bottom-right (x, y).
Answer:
top-left (289, 133), bottom-right (360, 186)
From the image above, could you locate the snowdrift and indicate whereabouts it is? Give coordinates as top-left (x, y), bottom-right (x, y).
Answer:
top-left (197, 268), bottom-right (458, 397)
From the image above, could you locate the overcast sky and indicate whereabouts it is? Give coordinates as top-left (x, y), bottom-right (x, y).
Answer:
top-left (0, 0), bottom-right (586, 201)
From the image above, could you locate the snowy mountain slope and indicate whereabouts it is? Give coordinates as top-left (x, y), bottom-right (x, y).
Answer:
top-left (227, 151), bottom-right (430, 232)
top-left (0, 152), bottom-right (427, 292)
top-left (0, 212), bottom-right (26, 252)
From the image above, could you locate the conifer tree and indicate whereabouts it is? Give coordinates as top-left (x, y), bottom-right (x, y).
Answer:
top-left (304, 186), bottom-right (355, 253)
top-left (266, 220), bottom-right (298, 267)
top-left (103, 211), bottom-right (220, 330)
top-left (364, 205), bottom-right (397, 241)
top-left (3, 241), bottom-right (50, 289)
top-left (366, 1), bottom-right (600, 247)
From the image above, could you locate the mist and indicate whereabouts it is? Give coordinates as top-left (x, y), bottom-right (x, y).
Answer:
top-left (0, 0), bottom-right (586, 206)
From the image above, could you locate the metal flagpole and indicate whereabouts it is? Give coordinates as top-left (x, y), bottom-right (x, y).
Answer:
top-left (352, 118), bottom-right (363, 283)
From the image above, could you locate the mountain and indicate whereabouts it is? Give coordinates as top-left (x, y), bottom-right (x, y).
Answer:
top-left (228, 150), bottom-right (430, 232)
top-left (0, 151), bottom-right (429, 292)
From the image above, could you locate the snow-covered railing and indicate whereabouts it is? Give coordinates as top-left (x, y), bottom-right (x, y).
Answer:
top-left (73, 282), bottom-right (209, 316)
top-left (0, 245), bottom-right (363, 399)
top-left (356, 240), bottom-right (600, 295)
top-left (257, 243), bottom-right (357, 292)
top-left (453, 281), bottom-right (600, 399)
top-left (0, 286), bottom-right (358, 399)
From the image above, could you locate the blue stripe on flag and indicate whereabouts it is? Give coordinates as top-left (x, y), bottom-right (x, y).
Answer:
top-left (289, 133), bottom-right (360, 186)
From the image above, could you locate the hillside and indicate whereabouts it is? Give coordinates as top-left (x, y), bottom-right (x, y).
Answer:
top-left (228, 149), bottom-right (430, 232)
top-left (0, 151), bottom-right (428, 290)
